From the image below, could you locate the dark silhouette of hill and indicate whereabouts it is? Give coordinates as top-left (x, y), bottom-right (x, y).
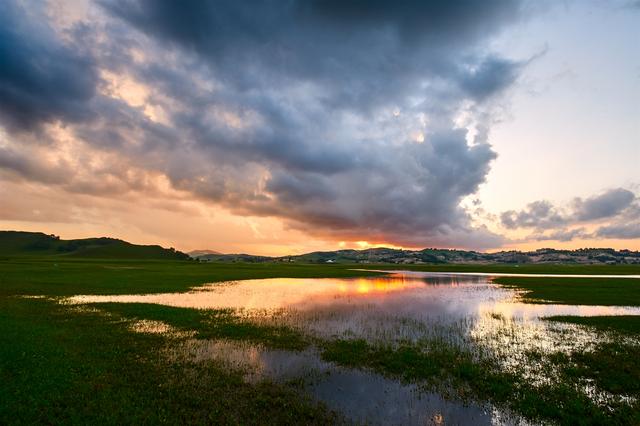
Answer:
top-left (194, 246), bottom-right (640, 265)
top-left (0, 231), bottom-right (189, 260)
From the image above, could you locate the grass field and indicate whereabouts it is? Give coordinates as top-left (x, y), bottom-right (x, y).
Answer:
top-left (2, 257), bottom-right (640, 424)
top-left (0, 258), bottom-right (384, 296)
top-left (0, 297), bottom-right (339, 424)
top-left (493, 276), bottom-right (640, 306)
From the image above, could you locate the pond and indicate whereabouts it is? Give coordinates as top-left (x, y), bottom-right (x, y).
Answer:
top-left (64, 272), bottom-right (640, 425)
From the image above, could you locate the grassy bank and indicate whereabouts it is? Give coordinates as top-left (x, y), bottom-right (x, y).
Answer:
top-left (3, 257), bottom-right (638, 297)
top-left (493, 276), bottom-right (640, 306)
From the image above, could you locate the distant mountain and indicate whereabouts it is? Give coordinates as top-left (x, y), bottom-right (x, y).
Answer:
top-left (0, 231), bottom-right (190, 260)
top-left (191, 246), bottom-right (640, 265)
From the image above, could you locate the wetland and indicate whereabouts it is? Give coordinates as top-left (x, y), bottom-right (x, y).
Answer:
top-left (2, 260), bottom-right (640, 424)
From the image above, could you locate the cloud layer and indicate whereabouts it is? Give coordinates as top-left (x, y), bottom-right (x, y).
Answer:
top-left (0, 0), bottom-right (534, 249)
top-left (501, 188), bottom-right (640, 241)
top-left (1, 0), bottom-right (634, 250)
top-left (0, 1), bottom-right (96, 131)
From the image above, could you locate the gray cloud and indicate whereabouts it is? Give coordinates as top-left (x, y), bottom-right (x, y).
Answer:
top-left (0, 1), bottom-right (97, 131)
top-left (530, 228), bottom-right (588, 242)
top-left (101, 0), bottom-right (525, 110)
top-left (573, 188), bottom-right (635, 221)
top-left (0, 0), bottom-right (530, 248)
top-left (501, 200), bottom-right (567, 230)
top-left (501, 188), bottom-right (640, 242)
top-left (502, 188), bottom-right (639, 231)
top-left (594, 222), bottom-right (640, 239)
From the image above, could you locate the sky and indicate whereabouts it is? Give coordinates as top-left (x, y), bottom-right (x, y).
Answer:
top-left (0, 0), bottom-right (638, 255)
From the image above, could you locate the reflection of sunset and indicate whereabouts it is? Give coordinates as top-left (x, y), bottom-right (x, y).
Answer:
top-left (352, 276), bottom-right (411, 295)
top-left (66, 273), bottom-right (640, 319)
top-left (66, 275), bottom-right (425, 311)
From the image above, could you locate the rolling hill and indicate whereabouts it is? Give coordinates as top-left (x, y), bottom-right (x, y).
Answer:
top-left (0, 231), bottom-right (190, 260)
top-left (191, 246), bottom-right (640, 265)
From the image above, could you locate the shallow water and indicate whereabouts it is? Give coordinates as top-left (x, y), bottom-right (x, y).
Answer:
top-left (65, 272), bottom-right (640, 318)
top-left (169, 338), bottom-right (527, 425)
top-left (65, 272), bottom-right (640, 372)
top-left (63, 271), bottom-right (640, 423)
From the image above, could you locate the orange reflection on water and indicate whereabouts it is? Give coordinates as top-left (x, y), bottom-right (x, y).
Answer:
top-left (65, 275), bottom-right (424, 311)
top-left (352, 275), bottom-right (410, 294)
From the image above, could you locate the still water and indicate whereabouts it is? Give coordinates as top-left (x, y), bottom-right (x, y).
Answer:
top-left (64, 272), bottom-right (640, 425)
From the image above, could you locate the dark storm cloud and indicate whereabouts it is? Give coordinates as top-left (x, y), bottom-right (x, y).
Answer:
top-left (458, 57), bottom-right (524, 101)
top-left (102, 0), bottom-right (521, 51)
top-left (0, 0), bottom-right (530, 248)
top-left (101, 0), bottom-right (524, 108)
top-left (92, 0), bottom-right (527, 246)
top-left (0, 1), bottom-right (97, 131)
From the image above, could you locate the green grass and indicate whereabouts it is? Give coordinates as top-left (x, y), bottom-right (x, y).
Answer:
top-left (0, 230), bottom-right (189, 260)
top-left (3, 258), bottom-right (640, 424)
top-left (0, 258), bottom-right (384, 296)
top-left (61, 297), bottom-right (640, 425)
top-left (494, 276), bottom-right (640, 306)
top-left (0, 297), bottom-right (340, 425)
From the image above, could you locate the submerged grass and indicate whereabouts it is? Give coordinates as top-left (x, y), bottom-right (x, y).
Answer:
top-left (96, 302), bottom-right (309, 350)
top-left (545, 315), bottom-right (640, 335)
top-left (549, 341), bottom-right (640, 396)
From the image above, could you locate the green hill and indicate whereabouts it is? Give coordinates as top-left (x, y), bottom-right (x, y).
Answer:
top-left (0, 231), bottom-right (189, 260)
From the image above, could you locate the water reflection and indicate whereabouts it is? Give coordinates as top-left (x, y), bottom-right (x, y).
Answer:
top-left (65, 272), bottom-right (640, 358)
top-left (63, 271), bottom-right (640, 420)
top-left (169, 339), bottom-right (527, 426)
top-left (65, 272), bottom-right (640, 321)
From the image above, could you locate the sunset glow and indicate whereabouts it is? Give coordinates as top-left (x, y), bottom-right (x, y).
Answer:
top-left (0, 0), bottom-right (638, 254)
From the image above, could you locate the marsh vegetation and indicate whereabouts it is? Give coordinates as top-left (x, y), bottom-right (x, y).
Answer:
top-left (2, 259), bottom-right (640, 424)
